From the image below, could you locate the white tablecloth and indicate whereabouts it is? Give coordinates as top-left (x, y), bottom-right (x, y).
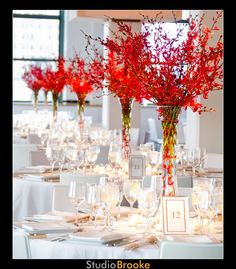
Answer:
top-left (29, 239), bottom-right (159, 259)
top-left (13, 178), bottom-right (58, 221)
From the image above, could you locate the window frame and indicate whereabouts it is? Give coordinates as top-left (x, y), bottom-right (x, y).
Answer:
top-left (13, 10), bottom-right (64, 103)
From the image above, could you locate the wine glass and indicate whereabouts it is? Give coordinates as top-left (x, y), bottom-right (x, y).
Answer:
top-left (108, 142), bottom-right (122, 173)
top-left (85, 145), bottom-right (100, 172)
top-left (86, 183), bottom-right (102, 227)
top-left (45, 143), bottom-right (58, 173)
top-left (68, 181), bottom-right (86, 224)
top-left (115, 179), bottom-right (124, 220)
top-left (123, 179), bottom-right (141, 209)
top-left (147, 151), bottom-right (161, 174)
top-left (138, 188), bottom-right (158, 235)
top-left (100, 182), bottom-right (120, 230)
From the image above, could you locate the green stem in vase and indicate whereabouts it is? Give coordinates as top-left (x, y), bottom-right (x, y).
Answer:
top-left (33, 91), bottom-right (39, 113)
top-left (120, 97), bottom-right (133, 160)
top-left (44, 91), bottom-right (48, 109)
top-left (161, 105), bottom-right (181, 196)
top-left (52, 92), bottom-right (59, 121)
top-left (77, 96), bottom-right (86, 129)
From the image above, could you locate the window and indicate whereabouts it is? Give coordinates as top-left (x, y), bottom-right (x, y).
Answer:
top-left (13, 10), bottom-right (64, 102)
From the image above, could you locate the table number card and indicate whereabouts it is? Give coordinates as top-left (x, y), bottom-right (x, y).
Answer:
top-left (128, 155), bottom-right (146, 179)
top-left (162, 196), bottom-right (190, 234)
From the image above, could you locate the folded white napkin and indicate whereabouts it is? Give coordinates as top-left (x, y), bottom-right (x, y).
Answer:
top-left (26, 165), bottom-right (52, 172)
top-left (69, 231), bottom-right (130, 244)
top-left (22, 222), bottom-right (77, 234)
top-left (22, 173), bottom-right (60, 182)
top-left (166, 235), bottom-right (213, 243)
top-left (203, 168), bottom-right (223, 173)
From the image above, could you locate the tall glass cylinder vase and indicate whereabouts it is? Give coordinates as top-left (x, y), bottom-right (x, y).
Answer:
top-left (44, 90), bottom-right (49, 110)
top-left (159, 105), bottom-right (181, 196)
top-left (52, 92), bottom-right (59, 122)
top-left (33, 91), bottom-right (39, 114)
top-left (119, 97), bottom-right (133, 160)
top-left (77, 97), bottom-right (86, 130)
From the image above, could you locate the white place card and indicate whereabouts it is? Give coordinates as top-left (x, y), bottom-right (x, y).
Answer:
top-left (162, 196), bottom-right (190, 234)
top-left (128, 155), bottom-right (146, 179)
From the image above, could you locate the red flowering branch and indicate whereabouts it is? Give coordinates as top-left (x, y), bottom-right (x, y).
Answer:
top-left (22, 65), bottom-right (44, 93)
top-left (22, 64), bottom-right (44, 112)
top-left (42, 57), bottom-right (67, 119)
top-left (85, 12), bottom-right (223, 115)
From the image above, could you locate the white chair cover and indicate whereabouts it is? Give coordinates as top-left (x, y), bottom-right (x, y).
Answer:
top-left (27, 134), bottom-right (41, 144)
top-left (29, 151), bottom-right (50, 166)
top-left (13, 230), bottom-right (32, 259)
top-left (159, 241), bottom-right (223, 259)
top-left (13, 144), bottom-right (37, 171)
top-left (60, 172), bottom-right (105, 185)
top-left (130, 128), bottom-right (140, 147)
top-left (147, 118), bottom-right (162, 144)
top-left (96, 145), bottom-right (109, 164)
top-left (204, 153), bottom-right (223, 169)
top-left (52, 184), bottom-right (74, 212)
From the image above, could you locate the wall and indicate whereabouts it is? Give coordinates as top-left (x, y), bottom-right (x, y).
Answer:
top-left (199, 10), bottom-right (223, 154)
top-left (184, 10), bottom-right (223, 154)
top-left (63, 11), bottom-right (104, 105)
top-left (102, 20), bottom-right (141, 131)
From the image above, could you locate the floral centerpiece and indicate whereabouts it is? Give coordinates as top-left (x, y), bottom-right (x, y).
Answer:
top-left (22, 65), bottom-right (44, 113)
top-left (85, 11), bottom-right (223, 195)
top-left (103, 52), bottom-right (143, 160)
top-left (84, 31), bottom-right (144, 160)
top-left (42, 57), bottom-right (67, 121)
top-left (66, 53), bottom-right (104, 129)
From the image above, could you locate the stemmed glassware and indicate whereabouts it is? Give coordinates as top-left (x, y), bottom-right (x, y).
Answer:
top-left (123, 179), bottom-right (141, 209)
top-left (38, 130), bottom-right (49, 149)
top-left (68, 181), bottom-right (86, 224)
top-left (86, 183), bottom-right (102, 227)
top-left (116, 179), bottom-right (124, 220)
top-left (45, 143), bottom-right (58, 173)
top-left (192, 178), bottom-right (218, 234)
top-left (147, 151), bottom-right (161, 174)
top-left (108, 142), bottom-right (122, 174)
top-left (85, 145), bottom-right (100, 172)
top-left (138, 188), bottom-right (158, 235)
top-left (100, 182), bottom-right (120, 231)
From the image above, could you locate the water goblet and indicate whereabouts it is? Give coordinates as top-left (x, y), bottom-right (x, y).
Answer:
top-left (138, 188), bottom-right (158, 235)
top-left (123, 179), bottom-right (141, 209)
top-left (68, 181), bottom-right (86, 224)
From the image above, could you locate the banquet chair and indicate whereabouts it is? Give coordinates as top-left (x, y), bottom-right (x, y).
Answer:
top-left (52, 184), bottom-right (75, 212)
top-left (96, 145), bottom-right (109, 164)
top-left (27, 134), bottom-right (41, 144)
top-left (130, 128), bottom-right (140, 147)
top-left (142, 175), bottom-right (193, 188)
top-left (147, 118), bottom-right (163, 144)
top-left (60, 173), bottom-right (104, 185)
top-left (177, 121), bottom-right (186, 145)
top-left (159, 241), bottom-right (223, 259)
top-left (204, 153), bottom-right (223, 170)
top-left (13, 144), bottom-right (37, 171)
top-left (13, 230), bottom-right (32, 259)
top-left (29, 151), bottom-right (50, 166)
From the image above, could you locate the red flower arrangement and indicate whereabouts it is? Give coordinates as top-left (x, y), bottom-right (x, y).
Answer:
top-left (66, 53), bottom-right (104, 128)
top-left (84, 30), bottom-right (145, 159)
top-left (22, 65), bottom-right (44, 113)
top-left (104, 52), bottom-right (143, 159)
top-left (85, 11), bottom-right (223, 195)
top-left (42, 57), bottom-right (67, 120)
